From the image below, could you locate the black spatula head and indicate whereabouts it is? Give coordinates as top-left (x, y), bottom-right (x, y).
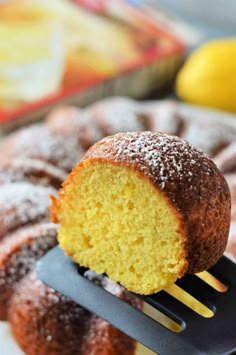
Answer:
top-left (37, 246), bottom-right (236, 355)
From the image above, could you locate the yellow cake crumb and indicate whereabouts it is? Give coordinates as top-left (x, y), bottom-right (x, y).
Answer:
top-left (54, 161), bottom-right (188, 294)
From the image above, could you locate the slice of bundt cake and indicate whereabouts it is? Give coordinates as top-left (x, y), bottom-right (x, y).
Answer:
top-left (51, 131), bottom-right (231, 295)
top-left (9, 270), bottom-right (142, 355)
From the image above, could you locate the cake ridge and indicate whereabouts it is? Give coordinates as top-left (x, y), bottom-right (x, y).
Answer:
top-left (0, 97), bottom-right (235, 353)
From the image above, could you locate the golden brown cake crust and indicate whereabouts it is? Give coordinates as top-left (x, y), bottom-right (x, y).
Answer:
top-left (64, 131), bottom-right (231, 274)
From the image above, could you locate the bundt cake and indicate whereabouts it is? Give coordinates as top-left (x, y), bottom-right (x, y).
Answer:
top-left (0, 223), bottom-right (57, 320)
top-left (0, 96), bottom-right (236, 354)
top-left (8, 270), bottom-right (142, 355)
top-left (51, 131), bottom-right (231, 295)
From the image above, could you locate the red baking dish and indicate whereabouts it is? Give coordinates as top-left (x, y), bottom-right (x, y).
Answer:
top-left (0, 0), bottom-right (185, 131)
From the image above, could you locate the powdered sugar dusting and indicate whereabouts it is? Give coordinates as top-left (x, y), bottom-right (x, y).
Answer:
top-left (67, 110), bottom-right (103, 147)
top-left (84, 270), bottom-right (123, 297)
top-left (89, 97), bottom-right (143, 135)
top-left (182, 120), bottom-right (236, 157)
top-left (0, 223), bottom-right (57, 289)
top-left (10, 270), bottom-right (90, 345)
top-left (10, 269), bottom-right (140, 349)
top-left (0, 158), bottom-right (66, 188)
top-left (0, 124), bottom-right (84, 172)
top-left (0, 182), bottom-right (55, 239)
top-left (47, 107), bottom-right (103, 149)
top-left (214, 142), bottom-right (236, 173)
top-left (99, 131), bottom-right (212, 190)
top-left (149, 100), bottom-right (183, 135)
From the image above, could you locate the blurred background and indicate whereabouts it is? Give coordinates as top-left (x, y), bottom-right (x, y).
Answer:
top-left (0, 0), bottom-right (234, 131)
top-left (148, 0), bottom-right (236, 39)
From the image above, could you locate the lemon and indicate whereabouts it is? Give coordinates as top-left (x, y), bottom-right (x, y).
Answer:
top-left (176, 38), bottom-right (236, 113)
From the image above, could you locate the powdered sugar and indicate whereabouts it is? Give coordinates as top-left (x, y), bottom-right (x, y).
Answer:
top-left (99, 131), bottom-right (212, 189)
top-left (149, 100), bottom-right (183, 135)
top-left (214, 142), bottom-right (236, 173)
top-left (47, 107), bottom-right (103, 150)
top-left (0, 124), bottom-right (85, 172)
top-left (181, 120), bottom-right (236, 157)
top-left (0, 223), bottom-right (57, 289)
top-left (89, 97), bottom-right (143, 135)
top-left (10, 268), bottom-right (141, 350)
top-left (0, 182), bottom-right (55, 239)
top-left (0, 158), bottom-right (66, 188)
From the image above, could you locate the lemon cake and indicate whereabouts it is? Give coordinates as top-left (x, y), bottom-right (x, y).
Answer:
top-left (51, 131), bottom-right (231, 295)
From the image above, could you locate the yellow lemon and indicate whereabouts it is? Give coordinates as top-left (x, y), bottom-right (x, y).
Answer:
top-left (176, 38), bottom-right (236, 113)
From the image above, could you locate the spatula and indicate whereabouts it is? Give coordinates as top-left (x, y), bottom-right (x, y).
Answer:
top-left (37, 246), bottom-right (236, 355)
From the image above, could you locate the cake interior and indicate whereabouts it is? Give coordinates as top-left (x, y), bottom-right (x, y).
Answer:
top-left (57, 162), bottom-right (188, 294)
